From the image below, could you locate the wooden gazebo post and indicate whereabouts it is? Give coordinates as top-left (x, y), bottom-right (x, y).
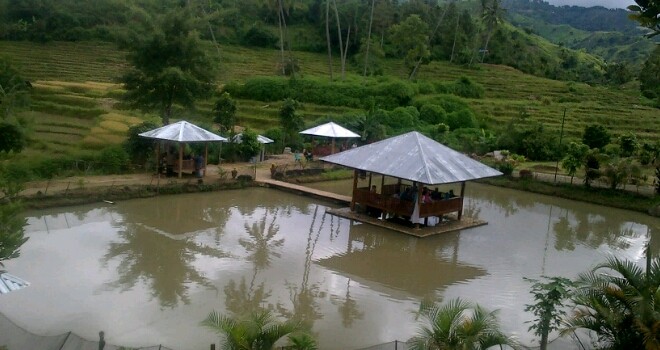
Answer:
top-left (178, 142), bottom-right (184, 178)
top-left (204, 143), bottom-right (209, 177)
top-left (458, 181), bottom-right (466, 220)
top-left (350, 169), bottom-right (358, 211)
top-left (415, 182), bottom-right (423, 229)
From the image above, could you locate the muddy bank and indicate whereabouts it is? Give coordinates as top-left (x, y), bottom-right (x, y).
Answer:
top-left (21, 180), bottom-right (256, 210)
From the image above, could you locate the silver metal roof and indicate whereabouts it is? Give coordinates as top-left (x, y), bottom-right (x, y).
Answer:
top-left (232, 133), bottom-right (274, 144)
top-left (139, 120), bottom-right (227, 143)
top-left (0, 272), bottom-right (29, 294)
top-left (320, 131), bottom-right (502, 185)
top-left (300, 122), bottom-right (360, 138)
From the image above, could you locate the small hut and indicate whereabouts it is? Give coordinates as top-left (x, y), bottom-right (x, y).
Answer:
top-left (299, 122), bottom-right (360, 154)
top-left (139, 121), bottom-right (227, 178)
top-left (320, 131), bottom-right (501, 231)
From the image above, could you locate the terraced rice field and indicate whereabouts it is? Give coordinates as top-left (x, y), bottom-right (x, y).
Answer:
top-left (0, 40), bottom-right (657, 158)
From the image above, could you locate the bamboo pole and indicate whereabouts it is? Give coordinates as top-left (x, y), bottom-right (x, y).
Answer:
top-left (204, 143), bottom-right (208, 177)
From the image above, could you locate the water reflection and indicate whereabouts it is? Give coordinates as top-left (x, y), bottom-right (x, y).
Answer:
top-left (224, 208), bottom-right (285, 315)
top-left (102, 196), bottom-right (231, 308)
top-left (4, 185), bottom-right (658, 350)
top-left (277, 206), bottom-right (327, 330)
top-left (317, 222), bottom-right (486, 300)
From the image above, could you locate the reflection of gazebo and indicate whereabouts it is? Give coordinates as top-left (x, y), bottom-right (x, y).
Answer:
top-left (139, 121), bottom-right (227, 178)
top-left (320, 132), bottom-right (501, 229)
top-left (232, 133), bottom-right (274, 162)
top-left (300, 122), bottom-right (360, 155)
top-left (316, 227), bottom-right (485, 298)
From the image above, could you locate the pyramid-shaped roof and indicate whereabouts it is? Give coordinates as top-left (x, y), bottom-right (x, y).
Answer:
top-left (300, 122), bottom-right (360, 138)
top-left (139, 120), bottom-right (227, 142)
top-left (232, 133), bottom-right (274, 144)
top-left (320, 131), bottom-right (501, 185)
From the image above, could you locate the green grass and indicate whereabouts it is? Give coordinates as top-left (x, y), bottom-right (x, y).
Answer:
top-left (0, 40), bottom-right (657, 171)
top-left (479, 176), bottom-right (659, 213)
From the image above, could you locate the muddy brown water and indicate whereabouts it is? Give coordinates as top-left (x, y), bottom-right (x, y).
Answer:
top-left (1, 181), bottom-right (658, 349)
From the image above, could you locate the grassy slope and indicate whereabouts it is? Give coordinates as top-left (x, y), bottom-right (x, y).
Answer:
top-left (0, 40), bottom-right (657, 161)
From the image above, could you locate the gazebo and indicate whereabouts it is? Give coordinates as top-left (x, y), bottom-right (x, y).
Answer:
top-left (299, 122), bottom-right (360, 154)
top-left (139, 120), bottom-right (228, 178)
top-left (232, 133), bottom-right (274, 162)
top-left (320, 131), bottom-right (502, 229)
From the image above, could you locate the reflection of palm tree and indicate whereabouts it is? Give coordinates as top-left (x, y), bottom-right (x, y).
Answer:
top-left (239, 209), bottom-right (284, 270)
top-left (224, 209), bottom-right (284, 315)
top-left (102, 224), bottom-right (229, 308)
top-left (224, 278), bottom-right (272, 316)
top-left (554, 209), bottom-right (637, 251)
top-left (330, 279), bottom-right (363, 328)
top-left (278, 206), bottom-right (326, 329)
top-left (409, 298), bottom-right (515, 350)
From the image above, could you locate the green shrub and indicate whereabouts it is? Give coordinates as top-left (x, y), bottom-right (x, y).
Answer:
top-left (419, 104), bottom-right (447, 124)
top-left (451, 77), bottom-right (485, 98)
top-left (497, 161), bottom-right (515, 176)
top-left (242, 24), bottom-right (278, 48)
top-left (225, 77), bottom-right (416, 109)
top-left (97, 146), bottom-right (129, 174)
top-left (413, 94), bottom-right (469, 114)
top-left (446, 109), bottom-right (476, 130)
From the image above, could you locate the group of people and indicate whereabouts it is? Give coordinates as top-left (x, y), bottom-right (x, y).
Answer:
top-left (159, 147), bottom-right (205, 178)
top-left (293, 149), bottom-right (314, 167)
top-left (393, 186), bottom-right (456, 203)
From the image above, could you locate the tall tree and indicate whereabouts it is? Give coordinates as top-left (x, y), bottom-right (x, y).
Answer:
top-left (0, 164), bottom-right (28, 266)
top-left (363, 0), bottom-right (375, 77)
top-left (122, 8), bottom-right (214, 125)
top-left (628, 0), bottom-right (660, 38)
top-left (389, 15), bottom-right (430, 80)
top-left (213, 92), bottom-right (238, 134)
top-left (480, 0), bottom-right (505, 62)
top-left (325, 0), bottom-right (333, 80)
top-left (0, 58), bottom-right (31, 120)
top-left (279, 98), bottom-right (303, 146)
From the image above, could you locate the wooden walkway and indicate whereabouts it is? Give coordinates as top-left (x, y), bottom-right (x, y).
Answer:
top-left (257, 178), bottom-right (487, 238)
top-left (257, 178), bottom-right (351, 205)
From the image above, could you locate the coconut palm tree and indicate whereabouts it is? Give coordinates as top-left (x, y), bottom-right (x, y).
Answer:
top-left (564, 255), bottom-right (660, 350)
top-left (409, 298), bottom-right (515, 350)
top-left (202, 310), bottom-right (307, 350)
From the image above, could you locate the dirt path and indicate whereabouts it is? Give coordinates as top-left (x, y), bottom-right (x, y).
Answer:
top-left (18, 154), bottom-right (299, 197)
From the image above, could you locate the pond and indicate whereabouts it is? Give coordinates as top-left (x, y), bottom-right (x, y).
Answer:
top-left (1, 183), bottom-right (658, 349)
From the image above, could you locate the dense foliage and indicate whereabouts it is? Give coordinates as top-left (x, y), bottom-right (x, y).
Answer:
top-left (0, 0), bottom-right (618, 83)
top-left (121, 7), bottom-right (215, 125)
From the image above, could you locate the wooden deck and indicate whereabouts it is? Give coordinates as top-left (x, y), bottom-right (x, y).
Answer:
top-left (326, 207), bottom-right (487, 238)
top-left (257, 178), bottom-right (351, 204)
top-left (257, 178), bottom-right (486, 238)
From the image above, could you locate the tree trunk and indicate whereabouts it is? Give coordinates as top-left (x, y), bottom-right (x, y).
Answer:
top-left (450, 14), bottom-right (460, 63)
top-left (200, 5), bottom-right (221, 58)
top-left (277, 0), bottom-right (286, 75)
top-left (363, 0), bottom-right (375, 77)
top-left (332, 0), bottom-right (345, 80)
top-left (342, 25), bottom-right (351, 78)
top-left (409, 6), bottom-right (447, 80)
top-left (279, 0), bottom-right (294, 78)
top-left (325, 0), bottom-right (333, 80)
top-left (481, 30), bottom-right (493, 63)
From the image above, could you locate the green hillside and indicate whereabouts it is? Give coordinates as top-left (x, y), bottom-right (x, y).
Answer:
top-left (1, 40), bottom-right (657, 163)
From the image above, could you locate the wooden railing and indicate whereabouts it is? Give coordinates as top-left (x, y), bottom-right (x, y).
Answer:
top-left (353, 187), bottom-right (463, 219)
